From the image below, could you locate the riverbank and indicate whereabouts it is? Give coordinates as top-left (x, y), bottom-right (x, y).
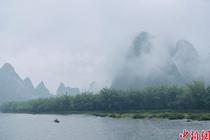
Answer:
top-left (90, 111), bottom-right (210, 121)
top-left (1, 81), bottom-right (210, 121)
top-left (2, 110), bottom-right (210, 121)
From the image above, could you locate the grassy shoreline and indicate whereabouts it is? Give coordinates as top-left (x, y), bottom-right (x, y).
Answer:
top-left (2, 110), bottom-right (210, 121)
top-left (90, 111), bottom-right (210, 121)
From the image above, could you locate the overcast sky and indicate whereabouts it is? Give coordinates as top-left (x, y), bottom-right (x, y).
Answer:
top-left (0, 0), bottom-right (210, 92)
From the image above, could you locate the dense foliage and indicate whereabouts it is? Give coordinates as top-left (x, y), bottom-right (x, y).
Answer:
top-left (1, 81), bottom-right (210, 113)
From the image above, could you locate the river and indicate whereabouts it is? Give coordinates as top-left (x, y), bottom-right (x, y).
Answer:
top-left (0, 113), bottom-right (209, 140)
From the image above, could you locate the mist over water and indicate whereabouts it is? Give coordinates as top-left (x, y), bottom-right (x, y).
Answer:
top-left (1, 1), bottom-right (210, 140)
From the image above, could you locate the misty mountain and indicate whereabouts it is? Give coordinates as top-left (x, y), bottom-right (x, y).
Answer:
top-left (23, 77), bottom-right (36, 97)
top-left (24, 77), bottom-right (34, 90)
top-left (35, 81), bottom-right (51, 98)
top-left (128, 32), bottom-right (153, 57)
top-left (173, 40), bottom-right (201, 82)
top-left (56, 83), bottom-right (66, 95)
top-left (0, 63), bottom-right (33, 103)
top-left (111, 32), bottom-right (198, 89)
top-left (0, 63), bottom-right (51, 104)
top-left (56, 82), bottom-right (80, 96)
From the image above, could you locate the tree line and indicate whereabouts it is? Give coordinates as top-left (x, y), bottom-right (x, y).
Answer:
top-left (1, 81), bottom-right (210, 113)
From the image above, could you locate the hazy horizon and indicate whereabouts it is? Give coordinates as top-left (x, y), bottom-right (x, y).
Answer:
top-left (1, 0), bottom-right (210, 92)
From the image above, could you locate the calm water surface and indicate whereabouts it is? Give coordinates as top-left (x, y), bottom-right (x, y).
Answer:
top-left (0, 113), bottom-right (209, 140)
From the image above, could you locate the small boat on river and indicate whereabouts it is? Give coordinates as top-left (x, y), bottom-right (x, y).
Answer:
top-left (54, 119), bottom-right (60, 123)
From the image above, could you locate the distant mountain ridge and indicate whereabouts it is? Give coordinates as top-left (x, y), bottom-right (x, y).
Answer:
top-left (111, 32), bottom-right (204, 89)
top-left (0, 63), bottom-right (52, 104)
top-left (56, 82), bottom-right (80, 96)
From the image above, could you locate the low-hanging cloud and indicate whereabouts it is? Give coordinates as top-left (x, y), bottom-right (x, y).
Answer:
top-left (0, 0), bottom-right (210, 92)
